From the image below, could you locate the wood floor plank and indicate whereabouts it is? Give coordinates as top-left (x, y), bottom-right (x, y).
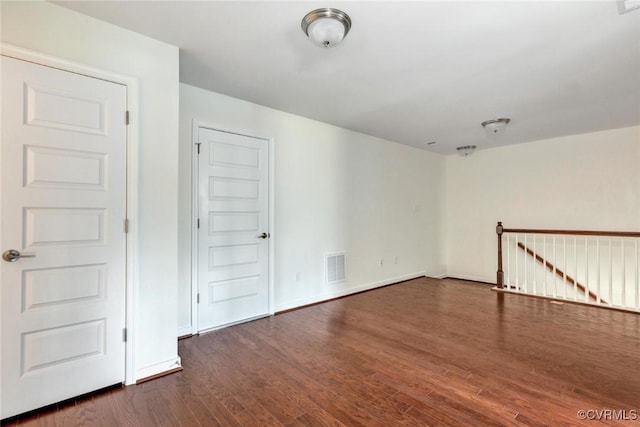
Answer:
top-left (52, 400), bottom-right (99, 427)
top-left (6, 277), bottom-right (640, 426)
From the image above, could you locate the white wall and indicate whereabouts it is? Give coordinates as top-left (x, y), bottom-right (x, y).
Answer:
top-left (445, 126), bottom-right (640, 283)
top-left (1, 1), bottom-right (181, 380)
top-left (179, 83), bottom-right (445, 328)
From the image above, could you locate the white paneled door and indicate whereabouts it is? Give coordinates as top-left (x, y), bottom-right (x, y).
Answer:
top-left (197, 127), bottom-right (270, 331)
top-left (0, 56), bottom-right (127, 419)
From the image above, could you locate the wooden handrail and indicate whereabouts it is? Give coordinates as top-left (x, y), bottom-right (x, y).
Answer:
top-left (495, 222), bottom-right (640, 290)
top-left (517, 241), bottom-right (605, 304)
top-left (502, 228), bottom-right (640, 238)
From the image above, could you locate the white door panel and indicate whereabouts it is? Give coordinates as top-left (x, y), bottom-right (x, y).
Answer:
top-left (197, 128), bottom-right (269, 331)
top-left (1, 56), bottom-right (127, 419)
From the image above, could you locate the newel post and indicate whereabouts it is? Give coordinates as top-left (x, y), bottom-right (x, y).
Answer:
top-left (496, 221), bottom-right (504, 288)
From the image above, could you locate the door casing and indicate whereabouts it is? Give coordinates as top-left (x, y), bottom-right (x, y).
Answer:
top-left (191, 120), bottom-right (275, 334)
top-left (0, 43), bottom-right (140, 385)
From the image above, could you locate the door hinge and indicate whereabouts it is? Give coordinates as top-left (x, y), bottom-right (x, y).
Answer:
top-left (197, 218), bottom-right (200, 229)
top-left (124, 218), bottom-right (129, 233)
top-left (125, 110), bottom-right (130, 125)
top-left (197, 293), bottom-right (200, 304)
top-left (122, 328), bottom-right (127, 342)
top-left (196, 143), bottom-right (201, 154)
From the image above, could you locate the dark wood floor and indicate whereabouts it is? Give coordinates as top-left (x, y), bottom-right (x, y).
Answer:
top-left (5, 277), bottom-right (640, 426)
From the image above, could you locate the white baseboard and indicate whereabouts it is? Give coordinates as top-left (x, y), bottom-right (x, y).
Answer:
top-left (177, 326), bottom-right (192, 338)
top-left (135, 356), bottom-right (182, 383)
top-left (275, 271), bottom-right (426, 313)
top-left (445, 273), bottom-right (495, 284)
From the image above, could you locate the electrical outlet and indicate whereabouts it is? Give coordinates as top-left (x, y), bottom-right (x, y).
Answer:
top-left (378, 258), bottom-right (383, 267)
top-left (394, 256), bottom-right (398, 264)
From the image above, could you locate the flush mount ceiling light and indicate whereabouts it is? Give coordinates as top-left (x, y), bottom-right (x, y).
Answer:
top-left (457, 145), bottom-right (476, 157)
top-left (301, 8), bottom-right (352, 48)
top-left (618, 0), bottom-right (640, 14)
top-left (481, 118), bottom-right (511, 139)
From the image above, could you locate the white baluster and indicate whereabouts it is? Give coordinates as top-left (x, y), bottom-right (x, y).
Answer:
top-left (506, 234), bottom-right (511, 290)
top-left (574, 236), bottom-right (578, 301)
top-left (636, 241), bottom-right (640, 311)
top-left (563, 235), bottom-right (567, 299)
top-left (609, 238), bottom-right (613, 304)
top-left (596, 238), bottom-right (601, 304)
top-left (533, 235), bottom-right (537, 295)
top-left (552, 235), bottom-right (557, 298)
top-left (543, 236), bottom-right (547, 296)
top-left (497, 229), bottom-right (638, 311)
top-left (622, 237), bottom-right (626, 308)
top-left (524, 234), bottom-right (528, 294)
top-left (515, 234), bottom-right (519, 292)
top-left (584, 237), bottom-right (589, 303)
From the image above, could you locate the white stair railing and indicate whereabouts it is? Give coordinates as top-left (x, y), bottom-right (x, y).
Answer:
top-left (496, 222), bottom-right (640, 312)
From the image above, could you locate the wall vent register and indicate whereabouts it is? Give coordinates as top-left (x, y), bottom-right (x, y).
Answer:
top-left (326, 253), bottom-right (346, 285)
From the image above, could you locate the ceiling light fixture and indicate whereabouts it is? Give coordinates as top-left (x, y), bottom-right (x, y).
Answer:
top-left (301, 8), bottom-right (352, 48)
top-left (481, 118), bottom-right (511, 139)
top-left (457, 145), bottom-right (476, 157)
top-left (618, 0), bottom-right (640, 14)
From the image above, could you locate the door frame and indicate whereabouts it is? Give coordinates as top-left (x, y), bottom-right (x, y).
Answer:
top-left (191, 120), bottom-right (275, 334)
top-left (0, 43), bottom-right (140, 385)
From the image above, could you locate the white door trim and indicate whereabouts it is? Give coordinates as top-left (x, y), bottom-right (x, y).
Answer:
top-left (0, 43), bottom-right (140, 385)
top-left (191, 120), bottom-right (275, 334)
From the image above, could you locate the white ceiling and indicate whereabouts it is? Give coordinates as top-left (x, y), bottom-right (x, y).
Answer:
top-left (55, 1), bottom-right (640, 154)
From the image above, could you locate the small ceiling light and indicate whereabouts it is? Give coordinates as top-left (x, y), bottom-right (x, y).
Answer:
top-left (481, 118), bottom-right (511, 139)
top-left (457, 145), bottom-right (476, 157)
top-left (301, 8), bottom-right (352, 48)
top-left (618, 0), bottom-right (640, 14)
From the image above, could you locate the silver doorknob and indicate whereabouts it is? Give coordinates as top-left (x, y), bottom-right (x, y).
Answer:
top-left (2, 249), bottom-right (36, 262)
top-left (258, 232), bottom-right (270, 239)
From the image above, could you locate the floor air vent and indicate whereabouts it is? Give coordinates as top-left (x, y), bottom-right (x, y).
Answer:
top-left (326, 253), bottom-right (346, 285)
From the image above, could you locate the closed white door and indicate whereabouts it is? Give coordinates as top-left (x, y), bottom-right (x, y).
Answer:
top-left (197, 127), bottom-right (270, 331)
top-left (0, 56), bottom-right (127, 419)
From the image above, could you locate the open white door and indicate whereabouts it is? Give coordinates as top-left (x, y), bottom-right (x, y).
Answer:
top-left (0, 56), bottom-right (127, 419)
top-left (197, 127), bottom-right (270, 332)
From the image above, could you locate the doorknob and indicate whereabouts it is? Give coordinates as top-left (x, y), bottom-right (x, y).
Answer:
top-left (258, 232), bottom-right (270, 239)
top-left (2, 249), bottom-right (36, 262)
